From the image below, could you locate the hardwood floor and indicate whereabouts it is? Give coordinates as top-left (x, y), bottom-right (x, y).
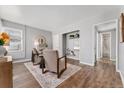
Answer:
top-left (13, 62), bottom-right (41, 88)
top-left (13, 58), bottom-right (123, 88)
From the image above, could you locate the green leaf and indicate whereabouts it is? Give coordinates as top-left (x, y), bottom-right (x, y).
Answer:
top-left (0, 39), bottom-right (5, 45)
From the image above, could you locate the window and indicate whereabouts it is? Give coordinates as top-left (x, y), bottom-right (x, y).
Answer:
top-left (2, 27), bottom-right (23, 52)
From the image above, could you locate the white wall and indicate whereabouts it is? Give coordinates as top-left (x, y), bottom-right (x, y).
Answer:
top-left (0, 17), bottom-right (2, 31)
top-left (97, 32), bottom-right (102, 59)
top-left (53, 34), bottom-right (60, 50)
top-left (53, 10), bottom-right (120, 66)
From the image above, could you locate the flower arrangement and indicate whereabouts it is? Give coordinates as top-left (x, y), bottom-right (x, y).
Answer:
top-left (0, 32), bottom-right (10, 46)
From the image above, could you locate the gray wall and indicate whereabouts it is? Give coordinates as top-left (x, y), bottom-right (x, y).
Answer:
top-left (119, 6), bottom-right (124, 82)
top-left (1, 19), bottom-right (26, 59)
top-left (111, 30), bottom-right (116, 60)
top-left (1, 19), bottom-right (53, 59)
top-left (62, 34), bottom-right (66, 55)
top-left (25, 26), bottom-right (53, 59)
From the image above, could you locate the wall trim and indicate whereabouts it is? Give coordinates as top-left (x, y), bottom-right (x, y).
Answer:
top-left (117, 70), bottom-right (124, 87)
top-left (67, 56), bottom-right (79, 60)
top-left (13, 58), bottom-right (31, 63)
top-left (80, 61), bottom-right (94, 66)
top-left (111, 58), bottom-right (116, 61)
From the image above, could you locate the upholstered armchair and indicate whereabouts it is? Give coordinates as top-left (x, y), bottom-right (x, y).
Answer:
top-left (31, 48), bottom-right (42, 65)
top-left (43, 49), bottom-right (67, 78)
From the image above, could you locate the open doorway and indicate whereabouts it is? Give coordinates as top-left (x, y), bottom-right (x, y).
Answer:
top-left (101, 32), bottom-right (111, 59)
top-left (97, 30), bottom-right (116, 63)
top-left (62, 30), bottom-right (80, 63)
top-left (94, 20), bottom-right (119, 71)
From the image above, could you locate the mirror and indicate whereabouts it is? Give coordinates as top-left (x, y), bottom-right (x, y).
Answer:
top-left (34, 35), bottom-right (48, 51)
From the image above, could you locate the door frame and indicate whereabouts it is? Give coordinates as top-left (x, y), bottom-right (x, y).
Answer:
top-left (94, 19), bottom-right (119, 72)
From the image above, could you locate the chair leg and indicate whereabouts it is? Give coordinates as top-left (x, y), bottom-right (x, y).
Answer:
top-left (65, 56), bottom-right (67, 69)
top-left (42, 68), bottom-right (45, 74)
top-left (57, 59), bottom-right (60, 78)
top-left (41, 63), bottom-right (45, 74)
top-left (57, 73), bottom-right (60, 78)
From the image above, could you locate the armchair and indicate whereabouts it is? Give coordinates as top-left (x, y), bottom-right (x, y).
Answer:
top-left (43, 49), bottom-right (67, 78)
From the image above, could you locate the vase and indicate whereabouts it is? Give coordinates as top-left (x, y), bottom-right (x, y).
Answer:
top-left (0, 46), bottom-right (6, 57)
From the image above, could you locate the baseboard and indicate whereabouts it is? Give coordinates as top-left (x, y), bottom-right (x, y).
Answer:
top-left (117, 70), bottom-right (124, 87)
top-left (111, 58), bottom-right (116, 61)
top-left (80, 61), bottom-right (94, 66)
top-left (13, 58), bottom-right (31, 63)
top-left (67, 56), bottom-right (79, 60)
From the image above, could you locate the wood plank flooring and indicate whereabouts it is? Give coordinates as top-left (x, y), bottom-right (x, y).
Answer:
top-left (13, 62), bottom-right (41, 88)
top-left (13, 58), bottom-right (123, 88)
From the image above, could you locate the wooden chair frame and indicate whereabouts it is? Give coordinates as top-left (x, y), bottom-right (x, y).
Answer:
top-left (42, 55), bottom-right (67, 78)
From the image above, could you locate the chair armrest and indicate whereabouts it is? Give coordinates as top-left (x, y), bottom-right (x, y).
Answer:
top-left (33, 52), bottom-right (42, 55)
top-left (57, 55), bottom-right (67, 78)
top-left (57, 55), bottom-right (67, 67)
top-left (58, 55), bottom-right (66, 60)
top-left (33, 53), bottom-right (39, 55)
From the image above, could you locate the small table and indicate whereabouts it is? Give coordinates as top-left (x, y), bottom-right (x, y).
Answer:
top-left (39, 55), bottom-right (45, 73)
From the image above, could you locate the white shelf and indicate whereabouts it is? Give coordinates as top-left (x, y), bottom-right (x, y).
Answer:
top-left (74, 47), bottom-right (80, 50)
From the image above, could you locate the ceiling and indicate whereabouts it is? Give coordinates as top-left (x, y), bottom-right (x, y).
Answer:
top-left (0, 5), bottom-right (121, 32)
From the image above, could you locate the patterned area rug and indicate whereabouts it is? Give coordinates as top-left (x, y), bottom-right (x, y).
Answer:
top-left (24, 62), bottom-right (81, 88)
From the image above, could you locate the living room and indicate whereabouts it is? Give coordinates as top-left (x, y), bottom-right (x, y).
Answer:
top-left (0, 4), bottom-right (124, 89)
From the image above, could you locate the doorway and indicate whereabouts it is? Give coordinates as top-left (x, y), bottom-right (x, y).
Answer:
top-left (62, 30), bottom-right (80, 61)
top-left (101, 32), bottom-right (111, 59)
top-left (94, 20), bottom-right (119, 71)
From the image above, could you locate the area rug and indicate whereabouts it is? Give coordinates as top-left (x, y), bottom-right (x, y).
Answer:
top-left (24, 62), bottom-right (81, 88)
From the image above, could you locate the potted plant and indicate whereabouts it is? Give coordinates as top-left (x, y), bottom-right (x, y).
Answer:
top-left (0, 32), bottom-right (10, 57)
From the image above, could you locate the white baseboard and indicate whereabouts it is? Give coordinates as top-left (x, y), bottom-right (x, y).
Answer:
top-left (117, 70), bottom-right (124, 87)
top-left (111, 58), bottom-right (116, 61)
top-left (80, 61), bottom-right (94, 66)
top-left (67, 56), bottom-right (79, 60)
top-left (13, 59), bottom-right (31, 63)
